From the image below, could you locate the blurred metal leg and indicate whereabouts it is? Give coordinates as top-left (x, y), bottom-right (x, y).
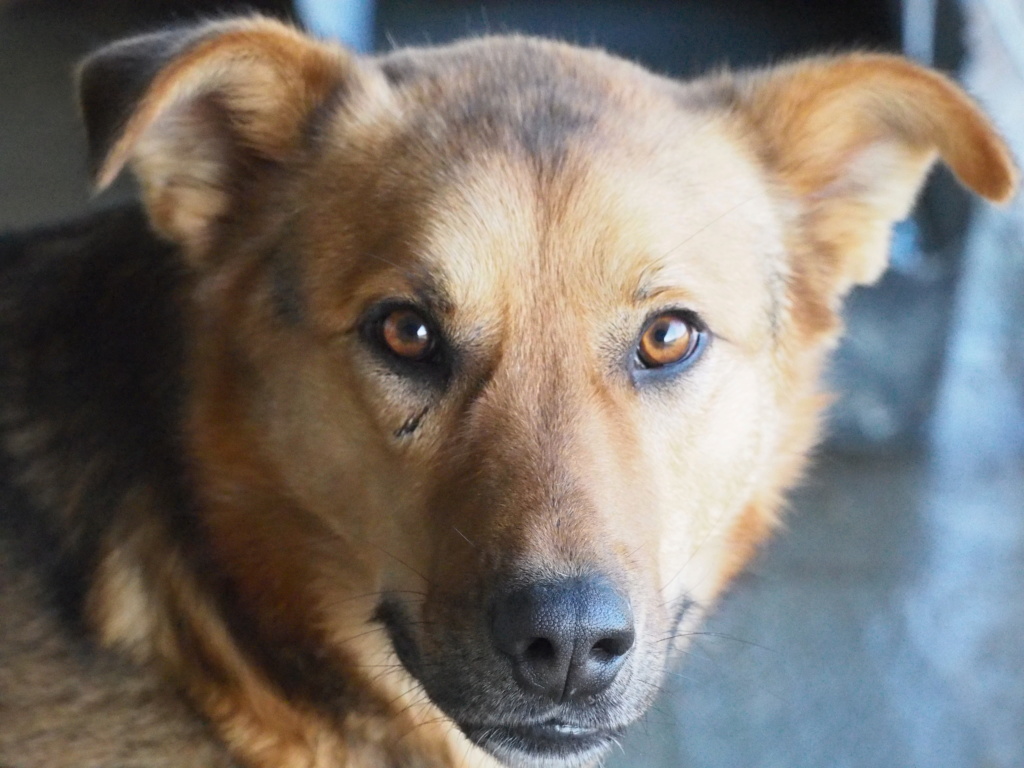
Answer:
top-left (295, 0), bottom-right (376, 52)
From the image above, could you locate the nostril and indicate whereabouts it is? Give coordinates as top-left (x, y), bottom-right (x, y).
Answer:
top-left (524, 637), bottom-right (556, 663)
top-left (590, 630), bottom-right (635, 661)
top-left (589, 641), bottom-right (614, 663)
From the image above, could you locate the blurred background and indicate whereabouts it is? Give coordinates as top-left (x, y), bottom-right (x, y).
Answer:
top-left (1, 1), bottom-right (1021, 766)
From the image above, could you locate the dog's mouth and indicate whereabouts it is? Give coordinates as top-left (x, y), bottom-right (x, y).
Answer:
top-left (460, 718), bottom-right (622, 763)
top-left (374, 595), bottom-right (633, 764)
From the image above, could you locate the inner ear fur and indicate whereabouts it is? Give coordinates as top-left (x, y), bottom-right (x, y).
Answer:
top-left (78, 16), bottom-right (367, 256)
top-left (730, 54), bottom-right (1018, 294)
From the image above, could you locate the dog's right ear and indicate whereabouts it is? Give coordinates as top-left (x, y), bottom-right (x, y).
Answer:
top-left (78, 17), bottom-right (378, 258)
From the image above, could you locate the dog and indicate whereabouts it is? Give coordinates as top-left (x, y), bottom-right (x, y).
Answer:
top-left (0, 15), bottom-right (1016, 768)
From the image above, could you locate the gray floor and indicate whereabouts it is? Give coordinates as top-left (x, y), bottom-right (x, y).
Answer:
top-left (2, 3), bottom-right (1022, 767)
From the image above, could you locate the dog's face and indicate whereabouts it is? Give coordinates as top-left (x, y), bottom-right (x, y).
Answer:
top-left (80, 19), bottom-right (1015, 768)
top-left (288, 58), bottom-right (788, 763)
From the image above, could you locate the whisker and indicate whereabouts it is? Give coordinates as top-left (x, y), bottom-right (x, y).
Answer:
top-left (319, 519), bottom-right (434, 587)
top-left (683, 630), bottom-right (776, 653)
top-left (656, 194), bottom-right (757, 263)
top-left (452, 525), bottom-right (477, 549)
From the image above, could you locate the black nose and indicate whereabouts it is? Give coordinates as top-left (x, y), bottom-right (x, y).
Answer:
top-left (490, 576), bottom-right (635, 703)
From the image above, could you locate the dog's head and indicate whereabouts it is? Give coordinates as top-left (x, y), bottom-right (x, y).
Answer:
top-left (80, 18), bottom-right (1016, 767)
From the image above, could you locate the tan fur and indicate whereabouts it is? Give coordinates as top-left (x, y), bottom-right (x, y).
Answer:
top-left (3, 16), bottom-right (1016, 768)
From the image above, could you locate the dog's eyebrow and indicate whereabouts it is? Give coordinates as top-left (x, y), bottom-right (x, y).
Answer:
top-left (630, 281), bottom-right (695, 307)
top-left (359, 248), bottom-right (454, 314)
top-left (406, 269), bottom-right (455, 316)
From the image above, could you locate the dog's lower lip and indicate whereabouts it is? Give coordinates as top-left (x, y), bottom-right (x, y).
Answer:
top-left (462, 719), bottom-right (617, 757)
top-left (547, 721), bottom-right (593, 737)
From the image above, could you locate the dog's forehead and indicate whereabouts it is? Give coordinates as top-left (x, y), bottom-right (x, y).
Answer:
top-left (316, 39), bottom-right (784, 346)
top-left (451, 162), bottom-right (773, 343)
top-left (410, 115), bottom-right (782, 348)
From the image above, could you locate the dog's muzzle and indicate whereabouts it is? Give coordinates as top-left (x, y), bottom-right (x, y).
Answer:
top-left (379, 574), bottom-right (641, 766)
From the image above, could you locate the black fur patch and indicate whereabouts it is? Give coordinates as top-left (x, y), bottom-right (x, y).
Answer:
top-left (380, 41), bottom-right (601, 175)
top-left (0, 205), bottom-right (195, 617)
top-left (394, 407), bottom-right (428, 438)
top-left (373, 597), bottom-right (424, 683)
top-left (268, 245), bottom-right (306, 326)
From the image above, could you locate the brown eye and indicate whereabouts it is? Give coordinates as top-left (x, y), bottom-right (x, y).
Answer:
top-left (637, 312), bottom-right (700, 369)
top-left (380, 308), bottom-right (436, 361)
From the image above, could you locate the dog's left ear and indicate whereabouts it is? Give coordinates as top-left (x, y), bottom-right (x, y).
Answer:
top-left (730, 54), bottom-right (1017, 295)
top-left (78, 16), bottom-right (375, 257)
